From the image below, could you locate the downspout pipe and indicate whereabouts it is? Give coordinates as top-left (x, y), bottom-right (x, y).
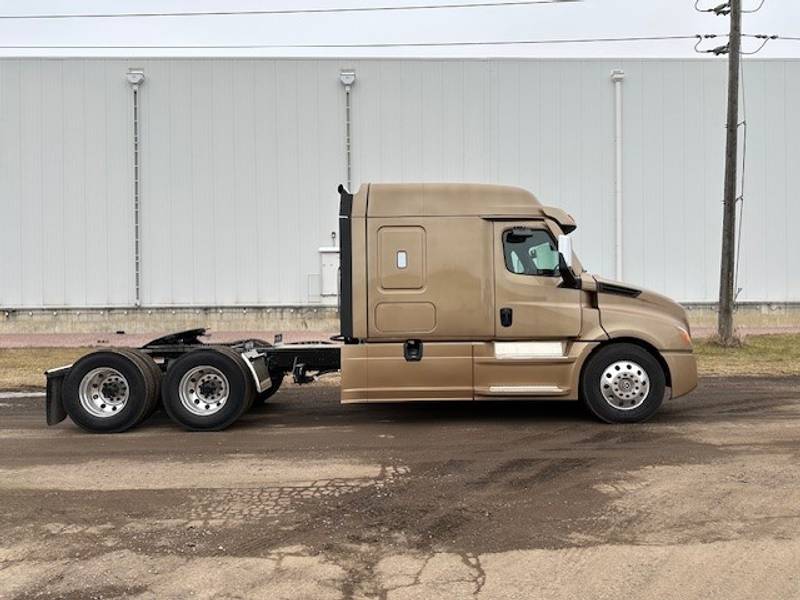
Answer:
top-left (611, 69), bottom-right (625, 281)
top-left (126, 69), bottom-right (145, 307)
top-left (339, 70), bottom-right (356, 191)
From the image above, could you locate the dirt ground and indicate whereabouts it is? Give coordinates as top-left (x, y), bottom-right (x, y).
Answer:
top-left (2, 377), bottom-right (800, 599)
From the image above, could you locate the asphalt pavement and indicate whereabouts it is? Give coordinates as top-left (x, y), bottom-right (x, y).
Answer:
top-left (2, 377), bottom-right (800, 599)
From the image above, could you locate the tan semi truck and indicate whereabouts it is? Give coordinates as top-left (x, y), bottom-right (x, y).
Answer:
top-left (45, 183), bottom-right (697, 433)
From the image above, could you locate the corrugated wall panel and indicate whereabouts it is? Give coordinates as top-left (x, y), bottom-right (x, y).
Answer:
top-left (0, 58), bottom-right (797, 307)
top-left (0, 61), bottom-right (24, 307)
top-left (187, 60), bottom-right (216, 305)
top-left (785, 62), bottom-right (800, 302)
top-left (681, 61), bottom-right (708, 303)
top-left (61, 60), bottom-right (89, 307)
top-left (617, 60), bottom-right (727, 302)
top-left (131, 59), bottom-right (346, 306)
top-left (253, 60), bottom-right (283, 304)
top-left (1, 59), bottom-right (135, 308)
top-left (741, 60), bottom-right (793, 304)
top-left (701, 62), bottom-right (728, 302)
top-left (19, 60), bottom-right (45, 307)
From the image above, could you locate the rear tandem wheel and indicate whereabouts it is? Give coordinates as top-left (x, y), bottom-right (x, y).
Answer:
top-left (161, 346), bottom-right (256, 431)
top-left (61, 349), bottom-right (159, 433)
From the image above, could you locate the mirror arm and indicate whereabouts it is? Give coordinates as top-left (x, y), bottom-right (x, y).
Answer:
top-left (558, 255), bottom-right (582, 290)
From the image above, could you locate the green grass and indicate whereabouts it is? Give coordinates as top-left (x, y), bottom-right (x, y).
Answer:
top-left (694, 333), bottom-right (800, 377)
top-left (1, 334), bottom-right (798, 391)
top-left (0, 347), bottom-right (92, 390)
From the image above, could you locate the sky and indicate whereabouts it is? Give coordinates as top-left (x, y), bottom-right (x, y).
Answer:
top-left (0, 0), bottom-right (798, 58)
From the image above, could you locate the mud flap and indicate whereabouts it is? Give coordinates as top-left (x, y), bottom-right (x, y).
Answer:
top-left (45, 368), bottom-right (70, 425)
top-left (240, 350), bottom-right (272, 393)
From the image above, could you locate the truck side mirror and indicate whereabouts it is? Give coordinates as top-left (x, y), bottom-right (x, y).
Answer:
top-left (557, 235), bottom-right (573, 268)
top-left (557, 235), bottom-right (581, 290)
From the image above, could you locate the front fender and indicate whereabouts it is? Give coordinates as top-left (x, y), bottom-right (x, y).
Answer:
top-left (597, 295), bottom-right (692, 352)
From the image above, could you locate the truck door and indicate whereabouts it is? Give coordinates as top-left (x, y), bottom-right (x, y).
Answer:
top-left (493, 221), bottom-right (581, 339)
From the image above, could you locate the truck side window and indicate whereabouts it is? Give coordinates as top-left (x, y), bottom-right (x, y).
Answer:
top-left (503, 228), bottom-right (560, 277)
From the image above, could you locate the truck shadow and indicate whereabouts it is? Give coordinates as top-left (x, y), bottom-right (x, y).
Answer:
top-left (250, 387), bottom-right (591, 426)
top-left (325, 399), bottom-right (589, 424)
top-left (135, 394), bottom-right (591, 431)
top-left (139, 376), bottom-right (800, 431)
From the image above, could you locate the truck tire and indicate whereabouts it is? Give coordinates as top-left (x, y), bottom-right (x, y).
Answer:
top-left (119, 348), bottom-right (163, 417)
top-left (62, 349), bottom-right (155, 433)
top-left (580, 343), bottom-right (665, 423)
top-left (257, 375), bottom-right (283, 404)
top-left (161, 346), bottom-right (255, 431)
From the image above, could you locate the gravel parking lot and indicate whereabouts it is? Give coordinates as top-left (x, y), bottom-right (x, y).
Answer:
top-left (2, 377), bottom-right (800, 599)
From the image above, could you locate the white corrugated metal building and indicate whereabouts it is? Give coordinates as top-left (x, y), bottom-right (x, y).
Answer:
top-left (1, 57), bottom-right (798, 310)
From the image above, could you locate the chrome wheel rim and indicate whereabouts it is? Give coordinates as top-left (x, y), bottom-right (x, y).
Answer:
top-left (179, 366), bottom-right (229, 416)
top-left (78, 367), bottom-right (130, 418)
top-left (600, 360), bottom-right (650, 411)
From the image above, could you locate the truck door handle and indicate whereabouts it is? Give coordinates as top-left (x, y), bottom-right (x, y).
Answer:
top-left (404, 339), bottom-right (423, 361)
top-left (500, 308), bottom-right (513, 327)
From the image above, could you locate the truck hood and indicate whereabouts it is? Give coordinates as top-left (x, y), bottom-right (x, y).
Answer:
top-left (592, 275), bottom-right (690, 331)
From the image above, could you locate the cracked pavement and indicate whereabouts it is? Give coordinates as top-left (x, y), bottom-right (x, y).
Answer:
top-left (2, 376), bottom-right (800, 599)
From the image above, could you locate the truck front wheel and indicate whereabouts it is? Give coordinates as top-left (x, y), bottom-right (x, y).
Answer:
top-left (161, 347), bottom-right (255, 431)
top-left (580, 343), bottom-right (666, 423)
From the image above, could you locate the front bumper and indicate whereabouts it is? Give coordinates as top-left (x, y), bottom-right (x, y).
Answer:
top-left (663, 351), bottom-right (698, 399)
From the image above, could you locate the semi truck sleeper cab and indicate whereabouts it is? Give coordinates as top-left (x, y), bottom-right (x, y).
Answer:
top-left (45, 183), bottom-right (697, 432)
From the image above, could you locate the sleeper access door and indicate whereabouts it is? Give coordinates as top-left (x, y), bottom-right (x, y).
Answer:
top-left (492, 221), bottom-right (581, 339)
top-left (357, 215), bottom-right (494, 402)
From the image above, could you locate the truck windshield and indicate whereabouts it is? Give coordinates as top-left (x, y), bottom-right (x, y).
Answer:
top-left (503, 229), bottom-right (560, 277)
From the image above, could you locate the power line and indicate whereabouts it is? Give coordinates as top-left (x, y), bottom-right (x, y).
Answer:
top-left (0, 0), bottom-right (582, 20)
top-left (694, 0), bottom-right (766, 15)
top-left (695, 33), bottom-right (729, 54)
top-left (695, 32), bottom-right (777, 55)
top-left (0, 34), bottom-right (703, 50)
top-left (742, 0), bottom-right (766, 13)
top-left (695, 1), bottom-right (732, 16)
top-left (740, 33), bottom-right (776, 54)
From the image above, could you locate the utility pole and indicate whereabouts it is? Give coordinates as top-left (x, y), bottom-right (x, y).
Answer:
top-left (717, 0), bottom-right (741, 345)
